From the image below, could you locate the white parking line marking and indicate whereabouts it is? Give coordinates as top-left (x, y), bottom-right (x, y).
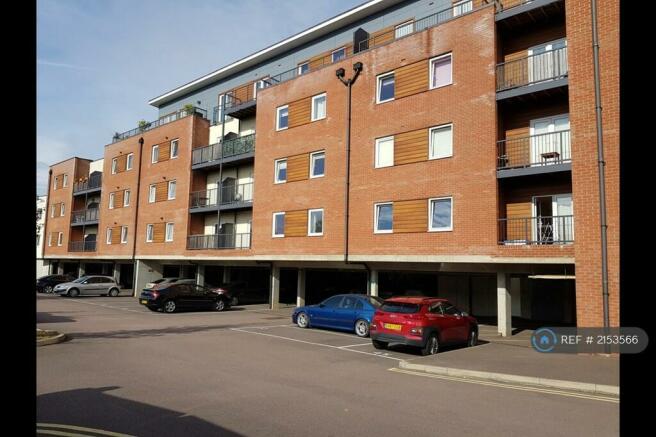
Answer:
top-left (37, 422), bottom-right (136, 436)
top-left (280, 325), bottom-right (361, 339)
top-left (388, 368), bottom-right (619, 403)
top-left (338, 343), bottom-right (373, 348)
top-left (231, 328), bottom-right (402, 361)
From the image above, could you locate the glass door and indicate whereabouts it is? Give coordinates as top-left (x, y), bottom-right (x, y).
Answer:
top-left (530, 114), bottom-right (570, 165)
top-left (528, 39), bottom-right (567, 84)
top-left (552, 195), bottom-right (574, 243)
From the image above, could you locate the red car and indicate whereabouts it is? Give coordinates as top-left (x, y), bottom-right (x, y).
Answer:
top-left (370, 297), bottom-right (478, 355)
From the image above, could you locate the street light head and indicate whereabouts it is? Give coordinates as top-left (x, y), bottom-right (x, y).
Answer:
top-left (336, 68), bottom-right (345, 78)
top-left (353, 62), bottom-right (363, 72)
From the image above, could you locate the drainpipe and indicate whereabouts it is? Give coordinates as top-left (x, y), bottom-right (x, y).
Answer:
top-left (216, 97), bottom-right (227, 248)
top-left (591, 0), bottom-right (610, 332)
top-left (43, 169), bottom-right (53, 272)
top-left (131, 137), bottom-right (145, 296)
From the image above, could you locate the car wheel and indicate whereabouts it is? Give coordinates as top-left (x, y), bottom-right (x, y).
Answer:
top-left (214, 299), bottom-right (227, 312)
top-left (44, 285), bottom-right (53, 294)
top-left (372, 339), bottom-right (387, 350)
top-left (354, 319), bottom-right (370, 338)
top-left (163, 300), bottom-right (177, 313)
top-left (421, 333), bottom-right (440, 356)
top-left (108, 288), bottom-right (119, 297)
top-left (468, 328), bottom-right (478, 347)
top-left (296, 312), bottom-right (309, 328)
top-left (68, 288), bottom-right (79, 298)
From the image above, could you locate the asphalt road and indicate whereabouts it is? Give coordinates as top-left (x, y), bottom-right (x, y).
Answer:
top-left (37, 294), bottom-right (619, 437)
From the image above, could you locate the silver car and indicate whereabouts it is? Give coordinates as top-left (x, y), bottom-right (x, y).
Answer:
top-left (54, 275), bottom-right (121, 297)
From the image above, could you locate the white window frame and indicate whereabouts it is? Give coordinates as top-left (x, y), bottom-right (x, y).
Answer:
top-left (170, 139), bottom-right (179, 159)
top-left (375, 136), bottom-right (395, 168)
top-left (109, 192), bottom-right (115, 209)
top-left (148, 185), bottom-right (156, 203)
top-left (48, 233), bottom-right (53, 247)
top-left (453, 0), bottom-right (473, 17)
top-left (429, 53), bottom-right (453, 90)
top-left (307, 208), bottom-right (324, 237)
top-left (146, 224), bottom-right (154, 242)
top-left (376, 72), bottom-right (395, 104)
top-left (428, 123), bottom-right (454, 160)
top-left (272, 212), bottom-right (285, 238)
top-left (274, 159), bottom-right (287, 184)
top-left (121, 226), bottom-right (128, 244)
top-left (167, 180), bottom-right (176, 200)
top-left (276, 105), bottom-right (289, 131)
top-left (123, 190), bottom-right (130, 207)
top-left (428, 196), bottom-right (453, 232)
top-left (394, 20), bottom-right (414, 39)
top-left (62, 174), bottom-right (68, 188)
top-left (57, 232), bottom-right (63, 246)
top-left (60, 203), bottom-right (65, 216)
top-left (126, 153), bottom-right (134, 170)
top-left (151, 145), bottom-right (159, 163)
top-left (311, 93), bottom-right (327, 121)
top-left (331, 47), bottom-right (346, 62)
top-left (310, 151), bottom-right (325, 178)
top-left (51, 205), bottom-right (55, 218)
top-left (111, 158), bottom-right (118, 174)
top-left (106, 228), bottom-right (112, 245)
top-left (374, 202), bottom-right (393, 234)
top-left (298, 62), bottom-right (309, 75)
top-left (165, 223), bottom-right (174, 242)
top-left (54, 176), bottom-right (59, 190)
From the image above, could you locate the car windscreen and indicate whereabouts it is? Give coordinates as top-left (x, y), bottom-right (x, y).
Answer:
top-left (380, 302), bottom-right (421, 314)
top-left (367, 296), bottom-right (384, 308)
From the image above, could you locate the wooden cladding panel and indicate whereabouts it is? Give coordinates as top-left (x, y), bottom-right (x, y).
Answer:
top-left (155, 182), bottom-right (168, 202)
top-left (54, 174), bottom-right (64, 189)
top-left (502, 50), bottom-right (528, 90)
top-left (394, 129), bottom-right (429, 165)
top-left (288, 97), bottom-right (312, 129)
top-left (284, 210), bottom-right (308, 237)
top-left (115, 155), bottom-right (127, 173)
top-left (152, 223), bottom-right (166, 243)
top-left (158, 143), bottom-right (171, 162)
top-left (371, 24), bottom-right (396, 46)
top-left (287, 154), bottom-right (310, 182)
top-left (113, 190), bottom-right (124, 209)
top-left (111, 226), bottom-right (122, 245)
top-left (504, 126), bottom-right (530, 168)
top-left (505, 202), bottom-right (532, 241)
top-left (231, 81), bottom-right (255, 103)
top-left (394, 199), bottom-right (428, 233)
top-left (395, 59), bottom-right (429, 99)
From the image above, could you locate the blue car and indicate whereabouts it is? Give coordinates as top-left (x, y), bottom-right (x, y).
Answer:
top-left (292, 294), bottom-right (385, 337)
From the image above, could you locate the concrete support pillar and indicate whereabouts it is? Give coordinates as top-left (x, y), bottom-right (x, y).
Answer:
top-left (222, 266), bottom-right (231, 284)
top-left (368, 269), bottom-right (379, 297)
top-left (297, 269), bottom-right (306, 307)
top-left (180, 265), bottom-right (188, 279)
top-left (134, 260), bottom-right (162, 298)
top-left (113, 263), bottom-right (121, 285)
top-left (270, 265), bottom-right (280, 310)
top-left (77, 263), bottom-right (85, 279)
top-left (497, 272), bottom-right (512, 337)
top-left (196, 265), bottom-right (205, 286)
top-left (57, 264), bottom-right (64, 275)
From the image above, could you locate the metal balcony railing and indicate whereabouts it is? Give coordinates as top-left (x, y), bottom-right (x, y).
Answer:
top-left (189, 182), bottom-right (254, 209)
top-left (112, 107), bottom-right (208, 143)
top-left (192, 134), bottom-right (255, 166)
top-left (68, 240), bottom-right (97, 252)
top-left (498, 215), bottom-right (574, 245)
top-left (71, 208), bottom-right (99, 224)
top-left (496, 46), bottom-right (568, 91)
top-left (73, 173), bottom-right (102, 193)
top-left (187, 233), bottom-right (251, 250)
top-left (497, 130), bottom-right (571, 169)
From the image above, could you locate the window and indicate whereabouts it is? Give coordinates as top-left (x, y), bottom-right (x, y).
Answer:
top-left (60, 203), bottom-right (65, 216)
top-left (62, 174), bottom-right (68, 187)
top-left (106, 228), bottom-right (112, 244)
top-left (54, 176), bottom-right (59, 190)
top-left (321, 295), bottom-right (344, 308)
top-left (151, 145), bottom-right (159, 163)
top-left (57, 232), bottom-right (63, 246)
top-left (453, 0), bottom-right (473, 16)
top-left (395, 20), bottom-right (413, 38)
top-left (429, 124), bottom-right (453, 159)
top-left (112, 158), bottom-right (118, 174)
top-left (170, 139), bottom-right (179, 159)
top-left (429, 197), bottom-right (453, 231)
top-left (146, 224), bottom-right (154, 242)
top-left (276, 106), bottom-right (289, 130)
top-left (126, 153), bottom-right (134, 170)
top-left (430, 53), bottom-right (452, 89)
top-left (310, 151), bottom-right (325, 178)
top-left (48, 233), bottom-right (53, 247)
top-left (149, 185), bottom-right (156, 203)
top-left (109, 192), bottom-right (115, 209)
top-left (123, 190), bottom-right (130, 207)
top-left (167, 180), bottom-right (176, 200)
top-left (51, 205), bottom-right (55, 218)
top-left (375, 203), bottom-right (393, 233)
top-left (121, 226), bottom-right (128, 244)
top-left (165, 223), bottom-right (174, 242)
top-left (308, 209), bottom-right (324, 236)
top-left (375, 136), bottom-right (394, 168)
top-left (274, 159), bottom-right (287, 183)
top-left (377, 72), bottom-right (395, 103)
top-left (332, 47), bottom-right (346, 62)
top-left (272, 212), bottom-right (285, 237)
top-left (311, 93), bottom-right (326, 121)
top-left (298, 62), bottom-right (309, 75)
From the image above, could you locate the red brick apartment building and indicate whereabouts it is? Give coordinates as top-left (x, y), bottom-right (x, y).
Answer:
top-left (42, 0), bottom-right (619, 335)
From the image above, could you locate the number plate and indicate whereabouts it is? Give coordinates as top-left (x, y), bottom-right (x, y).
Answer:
top-left (383, 323), bottom-right (402, 331)
top-left (140, 299), bottom-right (148, 305)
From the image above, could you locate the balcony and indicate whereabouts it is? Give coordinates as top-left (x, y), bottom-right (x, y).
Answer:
top-left (223, 93), bottom-right (258, 119)
top-left (498, 215), bottom-right (574, 245)
top-left (496, 46), bottom-right (568, 100)
top-left (187, 233), bottom-right (251, 250)
top-left (68, 240), bottom-right (97, 252)
top-left (73, 173), bottom-right (102, 195)
top-left (111, 107), bottom-right (208, 143)
top-left (70, 208), bottom-right (100, 226)
top-left (495, 0), bottom-right (564, 26)
top-left (497, 130), bottom-right (571, 177)
top-left (191, 134), bottom-right (255, 170)
top-left (189, 182), bottom-right (254, 213)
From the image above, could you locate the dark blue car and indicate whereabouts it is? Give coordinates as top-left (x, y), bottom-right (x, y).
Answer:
top-left (292, 294), bottom-right (384, 337)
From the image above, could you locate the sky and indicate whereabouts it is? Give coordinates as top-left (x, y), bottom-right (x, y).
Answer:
top-left (37, 0), bottom-right (362, 195)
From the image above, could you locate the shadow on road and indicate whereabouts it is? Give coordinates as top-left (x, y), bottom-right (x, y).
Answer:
top-left (37, 386), bottom-right (243, 437)
top-left (66, 322), bottom-right (261, 340)
top-left (37, 312), bottom-right (77, 324)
